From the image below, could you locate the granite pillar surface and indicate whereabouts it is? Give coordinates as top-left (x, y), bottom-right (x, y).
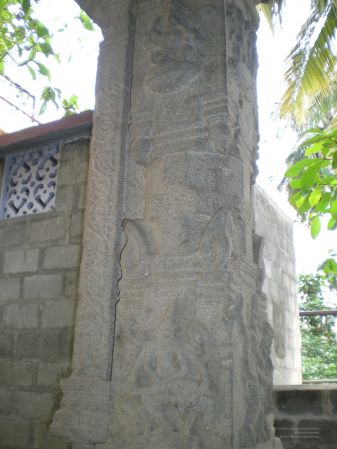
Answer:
top-left (51, 1), bottom-right (282, 448)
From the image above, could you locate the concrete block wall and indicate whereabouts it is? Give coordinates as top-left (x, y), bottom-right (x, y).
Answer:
top-left (0, 137), bottom-right (89, 449)
top-left (274, 385), bottom-right (337, 449)
top-left (254, 186), bottom-right (302, 385)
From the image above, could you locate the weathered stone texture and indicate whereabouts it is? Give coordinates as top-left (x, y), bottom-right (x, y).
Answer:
top-left (113, 2), bottom-right (275, 448)
top-left (254, 186), bottom-right (302, 385)
top-left (0, 138), bottom-right (89, 449)
top-left (52, 1), bottom-right (279, 448)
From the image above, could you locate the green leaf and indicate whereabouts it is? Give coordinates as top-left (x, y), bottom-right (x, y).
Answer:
top-left (332, 151), bottom-right (337, 169)
top-left (36, 23), bottom-right (49, 38)
top-left (78, 10), bottom-right (94, 31)
top-left (301, 162), bottom-right (323, 190)
top-left (298, 197), bottom-right (311, 215)
top-left (322, 258), bottom-right (337, 274)
top-left (39, 42), bottom-right (53, 56)
top-left (289, 191), bottom-right (302, 206)
top-left (295, 194), bottom-right (306, 208)
top-left (27, 65), bottom-right (36, 80)
top-left (309, 188), bottom-right (322, 207)
top-left (320, 176), bottom-right (337, 186)
top-left (310, 215), bottom-right (321, 238)
top-left (304, 141), bottom-right (325, 156)
top-left (330, 199), bottom-right (337, 218)
top-left (314, 192), bottom-right (331, 212)
top-left (22, 0), bottom-right (31, 15)
top-left (328, 216), bottom-right (337, 231)
top-left (289, 178), bottom-right (302, 189)
top-left (285, 159), bottom-right (313, 177)
top-left (34, 61), bottom-right (50, 80)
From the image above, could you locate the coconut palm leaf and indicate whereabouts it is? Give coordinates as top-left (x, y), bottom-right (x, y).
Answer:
top-left (280, 1), bottom-right (337, 129)
top-left (257, 0), bottom-right (337, 131)
top-left (256, 0), bottom-right (287, 27)
top-left (298, 75), bottom-right (337, 130)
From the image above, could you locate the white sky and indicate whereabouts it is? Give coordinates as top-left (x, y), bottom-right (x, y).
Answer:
top-left (0, 0), bottom-right (335, 277)
top-left (256, 1), bottom-right (335, 276)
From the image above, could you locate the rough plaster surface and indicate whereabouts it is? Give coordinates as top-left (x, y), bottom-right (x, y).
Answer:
top-left (0, 138), bottom-right (89, 449)
top-left (254, 186), bottom-right (302, 385)
top-left (52, 1), bottom-right (281, 448)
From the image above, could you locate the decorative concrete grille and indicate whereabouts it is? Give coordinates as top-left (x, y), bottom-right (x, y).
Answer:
top-left (0, 143), bottom-right (59, 219)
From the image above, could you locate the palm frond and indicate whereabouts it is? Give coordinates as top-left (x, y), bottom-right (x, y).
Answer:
top-left (279, 2), bottom-right (337, 129)
top-left (256, 0), bottom-right (287, 27)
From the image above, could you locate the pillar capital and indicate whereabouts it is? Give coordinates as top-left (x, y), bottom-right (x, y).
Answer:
top-left (76, 0), bottom-right (132, 30)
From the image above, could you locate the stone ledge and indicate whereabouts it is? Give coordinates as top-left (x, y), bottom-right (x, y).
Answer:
top-left (274, 384), bottom-right (337, 391)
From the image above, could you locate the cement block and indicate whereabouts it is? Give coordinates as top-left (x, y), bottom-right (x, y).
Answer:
top-left (0, 332), bottom-right (14, 356)
top-left (70, 213), bottom-right (84, 237)
top-left (37, 362), bottom-right (70, 386)
top-left (0, 277), bottom-right (21, 301)
top-left (0, 360), bottom-right (33, 386)
top-left (24, 274), bottom-right (63, 299)
top-left (3, 249), bottom-right (39, 274)
top-left (0, 388), bottom-right (12, 414)
top-left (57, 161), bottom-right (88, 186)
top-left (60, 139), bottom-right (90, 162)
top-left (16, 330), bottom-right (63, 361)
top-left (299, 419), bottom-right (337, 444)
top-left (0, 418), bottom-right (30, 447)
top-left (73, 184), bottom-right (87, 210)
top-left (55, 185), bottom-right (73, 212)
top-left (15, 331), bottom-right (40, 358)
top-left (60, 327), bottom-right (74, 358)
top-left (274, 390), bottom-right (323, 416)
top-left (37, 330), bottom-right (63, 360)
top-left (64, 271), bottom-right (79, 298)
top-left (29, 216), bottom-right (66, 242)
top-left (43, 245), bottom-right (81, 269)
top-left (34, 422), bottom-right (70, 449)
top-left (4, 303), bottom-right (39, 328)
top-left (0, 223), bottom-right (26, 248)
top-left (13, 390), bottom-right (55, 419)
top-left (41, 301), bottom-right (75, 328)
top-left (274, 418), bottom-right (296, 441)
top-left (330, 390), bottom-right (337, 414)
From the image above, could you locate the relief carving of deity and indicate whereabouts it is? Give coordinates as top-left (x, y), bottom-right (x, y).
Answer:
top-left (145, 0), bottom-right (215, 93)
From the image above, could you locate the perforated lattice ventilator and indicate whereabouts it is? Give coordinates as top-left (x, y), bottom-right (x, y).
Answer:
top-left (0, 143), bottom-right (59, 219)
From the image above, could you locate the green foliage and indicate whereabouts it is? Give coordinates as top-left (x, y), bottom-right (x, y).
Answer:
top-left (299, 273), bottom-right (337, 380)
top-left (284, 127), bottom-right (337, 237)
top-left (78, 10), bottom-right (94, 31)
top-left (62, 94), bottom-right (79, 117)
top-left (0, 0), bottom-right (57, 78)
top-left (258, 0), bottom-right (337, 132)
top-left (0, 0), bottom-right (93, 116)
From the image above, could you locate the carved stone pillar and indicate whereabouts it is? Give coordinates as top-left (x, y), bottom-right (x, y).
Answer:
top-left (51, 1), bottom-right (135, 446)
top-left (52, 0), bottom-right (282, 448)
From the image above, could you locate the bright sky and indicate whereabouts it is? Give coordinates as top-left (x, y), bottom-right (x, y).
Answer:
top-left (256, 1), bottom-right (335, 276)
top-left (0, 0), bottom-right (334, 277)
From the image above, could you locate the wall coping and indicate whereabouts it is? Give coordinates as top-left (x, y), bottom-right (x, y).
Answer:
top-left (0, 110), bottom-right (93, 153)
top-left (274, 384), bottom-right (337, 391)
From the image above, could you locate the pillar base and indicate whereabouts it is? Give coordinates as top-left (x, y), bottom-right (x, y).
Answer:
top-left (50, 377), bottom-right (110, 444)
